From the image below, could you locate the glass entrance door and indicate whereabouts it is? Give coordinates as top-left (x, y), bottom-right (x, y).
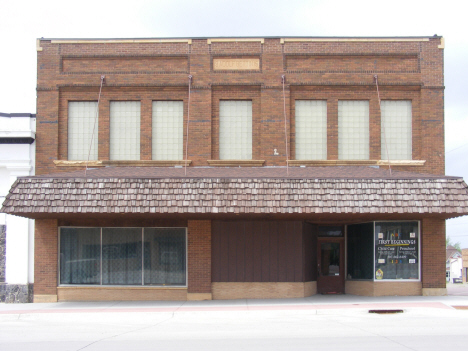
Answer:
top-left (317, 238), bottom-right (344, 294)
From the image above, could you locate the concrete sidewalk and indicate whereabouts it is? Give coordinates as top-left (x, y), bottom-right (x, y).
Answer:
top-left (1, 293), bottom-right (468, 314)
top-left (2, 294), bottom-right (468, 351)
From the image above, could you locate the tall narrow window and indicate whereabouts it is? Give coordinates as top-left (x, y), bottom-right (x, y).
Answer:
top-left (68, 101), bottom-right (98, 160)
top-left (152, 101), bottom-right (183, 160)
top-left (110, 101), bottom-right (140, 160)
top-left (219, 101), bottom-right (252, 160)
top-left (338, 101), bottom-right (369, 160)
top-left (381, 100), bottom-right (412, 160)
top-left (295, 100), bottom-right (327, 160)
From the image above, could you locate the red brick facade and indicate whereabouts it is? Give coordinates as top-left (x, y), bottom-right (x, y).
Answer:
top-left (36, 37), bottom-right (444, 174)
top-left (28, 36), bottom-right (451, 300)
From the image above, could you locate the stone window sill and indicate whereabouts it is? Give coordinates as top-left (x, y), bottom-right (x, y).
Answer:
top-left (287, 160), bottom-right (426, 167)
top-left (207, 160), bottom-right (265, 167)
top-left (54, 160), bottom-right (192, 167)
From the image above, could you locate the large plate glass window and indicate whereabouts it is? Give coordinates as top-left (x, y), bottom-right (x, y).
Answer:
top-left (102, 228), bottom-right (142, 285)
top-left (59, 227), bottom-right (186, 286)
top-left (60, 228), bottom-right (101, 284)
top-left (144, 228), bottom-right (186, 285)
top-left (346, 221), bottom-right (419, 281)
top-left (374, 221), bottom-right (419, 280)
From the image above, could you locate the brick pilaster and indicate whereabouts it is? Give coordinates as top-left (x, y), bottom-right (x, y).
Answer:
top-left (187, 220), bottom-right (211, 294)
top-left (422, 218), bottom-right (446, 289)
top-left (34, 219), bottom-right (58, 301)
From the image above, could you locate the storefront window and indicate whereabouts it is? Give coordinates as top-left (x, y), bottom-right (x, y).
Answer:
top-left (59, 227), bottom-right (186, 286)
top-left (347, 223), bottom-right (374, 280)
top-left (144, 228), bottom-right (186, 285)
top-left (102, 228), bottom-right (142, 285)
top-left (374, 221), bottom-right (419, 280)
top-left (60, 228), bottom-right (101, 285)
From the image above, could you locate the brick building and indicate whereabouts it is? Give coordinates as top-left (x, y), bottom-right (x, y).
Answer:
top-left (2, 36), bottom-right (468, 302)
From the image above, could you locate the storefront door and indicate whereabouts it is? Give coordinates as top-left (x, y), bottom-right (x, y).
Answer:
top-left (317, 237), bottom-right (345, 294)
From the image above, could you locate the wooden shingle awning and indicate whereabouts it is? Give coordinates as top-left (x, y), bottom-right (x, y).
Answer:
top-left (2, 166), bottom-right (468, 219)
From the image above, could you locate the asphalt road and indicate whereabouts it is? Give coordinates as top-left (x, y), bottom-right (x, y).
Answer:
top-left (1, 297), bottom-right (468, 351)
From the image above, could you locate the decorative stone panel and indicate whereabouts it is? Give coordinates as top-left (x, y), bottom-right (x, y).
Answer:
top-left (0, 283), bottom-right (33, 303)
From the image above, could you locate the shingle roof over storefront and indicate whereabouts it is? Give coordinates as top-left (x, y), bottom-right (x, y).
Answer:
top-left (2, 166), bottom-right (468, 218)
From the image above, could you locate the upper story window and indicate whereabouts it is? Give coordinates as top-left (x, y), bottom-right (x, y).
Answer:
top-left (219, 100), bottom-right (252, 160)
top-left (68, 101), bottom-right (98, 160)
top-left (338, 100), bottom-right (369, 160)
top-left (152, 101), bottom-right (183, 160)
top-left (110, 101), bottom-right (140, 160)
top-left (381, 100), bottom-right (412, 160)
top-left (295, 100), bottom-right (327, 160)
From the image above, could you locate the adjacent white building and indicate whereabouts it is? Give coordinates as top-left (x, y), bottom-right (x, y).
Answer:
top-left (0, 112), bottom-right (35, 302)
top-left (446, 245), bottom-right (463, 283)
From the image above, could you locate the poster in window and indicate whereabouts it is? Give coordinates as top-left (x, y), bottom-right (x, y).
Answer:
top-left (374, 222), bottom-right (419, 280)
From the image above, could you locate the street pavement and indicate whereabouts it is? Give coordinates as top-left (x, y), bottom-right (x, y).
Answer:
top-left (1, 293), bottom-right (468, 351)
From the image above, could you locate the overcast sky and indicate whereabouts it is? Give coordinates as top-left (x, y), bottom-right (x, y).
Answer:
top-left (1, 0), bottom-right (467, 247)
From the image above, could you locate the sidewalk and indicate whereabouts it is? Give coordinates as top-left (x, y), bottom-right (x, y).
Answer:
top-left (1, 293), bottom-right (468, 315)
top-left (2, 294), bottom-right (468, 351)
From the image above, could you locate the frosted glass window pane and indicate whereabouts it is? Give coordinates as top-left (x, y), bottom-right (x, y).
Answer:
top-left (68, 102), bottom-right (98, 160)
top-left (110, 101), bottom-right (140, 160)
top-left (219, 101), bottom-right (252, 160)
top-left (295, 100), bottom-right (327, 160)
top-left (152, 101), bottom-right (183, 160)
top-left (338, 101), bottom-right (369, 160)
top-left (381, 101), bottom-right (412, 160)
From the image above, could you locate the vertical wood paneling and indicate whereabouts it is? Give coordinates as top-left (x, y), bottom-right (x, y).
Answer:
top-left (261, 222), bottom-right (270, 282)
top-left (236, 222), bottom-right (245, 282)
top-left (218, 223), bottom-right (229, 282)
top-left (293, 222), bottom-right (303, 282)
top-left (228, 222), bottom-right (238, 282)
top-left (253, 221), bottom-right (263, 282)
top-left (277, 222), bottom-right (288, 282)
top-left (212, 220), bottom-right (307, 283)
top-left (269, 221), bottom-right (279, 281)
top-left (211, 221), bottom-right (221, 282)
top-left (285, 222), bottom-right (296, 282)
top-left (303, 222), bottom-right (318, 281)
top-left (244, 221), bottom-right (254, 282)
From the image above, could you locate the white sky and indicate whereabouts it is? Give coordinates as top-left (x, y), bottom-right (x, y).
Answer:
top-left (1, 0), bottom-right (467, 246)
